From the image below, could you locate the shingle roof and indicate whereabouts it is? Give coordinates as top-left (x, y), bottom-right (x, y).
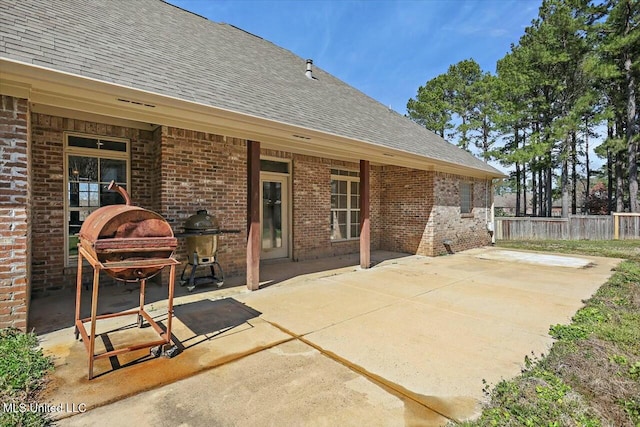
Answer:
top-left (0, 0), bottom-right (501, 176)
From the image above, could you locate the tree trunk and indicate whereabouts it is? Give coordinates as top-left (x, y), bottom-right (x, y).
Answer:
top-left (522, 163), bottom-right (527, 216)
top-left (514, 127), bottom-right (521, 216)
top-left (585, 119), bottom-right (590, 214)
top-left (546, 165), bottom-right (553, 217)
top-left (616, 151), bottom-right (625, 212)
top-left (561, 138), bottom-right (570, 218)
top-left (522, 131), bottom-right (527, 215)
top-left (625, 54), bottom-right (638, 212)
top-left (571, 132), bottom-right (577, 215)
top-left (532, 163), bottom-right (538, 217)
top-left (607, 122), bottom-right (614, 214)
top-left (538, 168), bottom-right (544, 216)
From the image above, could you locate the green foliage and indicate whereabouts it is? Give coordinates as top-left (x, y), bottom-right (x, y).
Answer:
top-left (549, 323), bottom-right (590, 341)
top-left (0, 328), bottom-right (52, 393)
top-left (408, 58), bottom-right (499, 161)
top-left (410, 0), bottom-right (640, 214)
top-left (406, 73), bottom-right (453, 138)
top-left (0, 328), bottom-right (53, 427)
top-left (462, 242), bottom-right (640, 426)
top-left (462, 368), bottom-right (600, 427)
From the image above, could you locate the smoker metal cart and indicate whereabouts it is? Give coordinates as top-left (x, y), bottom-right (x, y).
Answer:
top-left (74, 245), bottom-right (180, 380)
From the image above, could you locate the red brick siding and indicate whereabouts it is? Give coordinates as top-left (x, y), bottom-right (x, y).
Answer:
top-left (25, 109), bottom-right (493, 307)
top-left (292, 156), bottom-right (368, 260)
top-left (291, 155), bottom-right (331, 260)
top-left (159, 127), bottom-right (246, 277)
top-left (0, 96), bottom-right (31, 330)
top-left (370, 166), bottom-right (382, 250)
top-left (30, 113), bottom-right (156, 293)
top-left (378, 166), bottom-right (434, 255)
top-left (431, 172), bottom-right (492, 255)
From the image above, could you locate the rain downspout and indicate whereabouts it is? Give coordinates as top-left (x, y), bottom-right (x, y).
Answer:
top-left (486, 179), bottom-right (495, 245)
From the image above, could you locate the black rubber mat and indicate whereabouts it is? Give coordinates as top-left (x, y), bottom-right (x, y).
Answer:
top-left (174, 298), bottom-right (261, 336)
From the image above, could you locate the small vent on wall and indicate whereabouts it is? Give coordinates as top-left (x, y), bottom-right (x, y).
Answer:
top-left (292, 134), bottom-right (311, 140)
top-left (117, 98), bottom-right (156, 108)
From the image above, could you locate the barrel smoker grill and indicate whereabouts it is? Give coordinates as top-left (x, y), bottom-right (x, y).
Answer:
top-left (74, 181), bottom-right (180, 380)
top-left (78, 185), bottom-right (178, 282)
top-left (180, 209), bottom-right (224, 292)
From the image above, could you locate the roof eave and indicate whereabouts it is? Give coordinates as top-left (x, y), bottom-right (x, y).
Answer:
top-left (1, 58), bottom-right (504, 179)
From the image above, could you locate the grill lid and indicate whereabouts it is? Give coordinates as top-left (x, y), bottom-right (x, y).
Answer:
top-left (184, 209), bottom-right (219, 231)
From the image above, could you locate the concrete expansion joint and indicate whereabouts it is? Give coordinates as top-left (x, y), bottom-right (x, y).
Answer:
top-left (262, 317), bottom-right (461, 424)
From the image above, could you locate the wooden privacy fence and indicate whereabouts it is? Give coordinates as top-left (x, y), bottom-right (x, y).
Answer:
top-left (495, 214), bottom-right (640, 240)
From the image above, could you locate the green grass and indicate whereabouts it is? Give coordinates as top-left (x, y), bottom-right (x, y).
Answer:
top-left (0, 328), bottom-right (53, 427)
top-left (458, 241), bottom-right (640, 427)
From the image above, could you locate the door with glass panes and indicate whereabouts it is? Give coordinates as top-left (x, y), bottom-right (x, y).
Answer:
top-left (260, 173), bottom-right (289, 259)
top-left (65, 134), bottom-right (129, 264)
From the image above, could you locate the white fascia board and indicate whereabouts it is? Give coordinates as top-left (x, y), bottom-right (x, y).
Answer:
top-left (0, 58), bottom-right (502, 179)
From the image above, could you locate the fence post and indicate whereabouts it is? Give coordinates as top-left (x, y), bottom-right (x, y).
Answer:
top-left (613, 212), bottom-right (619, 240)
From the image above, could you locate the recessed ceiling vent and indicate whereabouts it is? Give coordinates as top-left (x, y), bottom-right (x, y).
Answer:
top-left (117, 98), bottom-right (156, 108)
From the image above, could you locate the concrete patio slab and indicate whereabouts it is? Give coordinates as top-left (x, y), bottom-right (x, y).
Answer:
top-left (37, 247), bottom-right (621, 426)
top-left (41, 308), bottom-right (292, 417)
top-left (57, 340), bottom-right (448, 427)
top-left (474, 249), bottom-right (593, 268)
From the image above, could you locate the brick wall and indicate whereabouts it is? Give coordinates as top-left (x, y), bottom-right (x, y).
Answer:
top-left (24, 108), bottom-right (493, 310)
top-left (292, 155), bottom-right (331, 260)
top-left (431, 172), bottom-right (492, 256)
top-left (0, 96), bottom-right (31, 330)
top-left (370, 166), bottom-right (382, 250)
top-left (292, 156), bottom-right (368, 260)
top-left (378, 166), bottom-right (434, 255)
top-left (159, 127), bottom-right (247, 277)
top-left (30, 113), bottom-right (156, 293)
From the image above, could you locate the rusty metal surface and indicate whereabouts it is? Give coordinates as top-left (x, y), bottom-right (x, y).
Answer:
top-left (78, 181), bottom-right (177, 282)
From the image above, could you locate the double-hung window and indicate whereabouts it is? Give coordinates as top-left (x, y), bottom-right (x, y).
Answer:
top-left (330, 169), bottom-right (360, 240)
top-left (65, 134), bottom-right (130, 264)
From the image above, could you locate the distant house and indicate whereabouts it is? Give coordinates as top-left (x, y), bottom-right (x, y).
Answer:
top-left (494, 193), bottom-right (533, 216)
top-left (0, 0), bottom-right (504, 329)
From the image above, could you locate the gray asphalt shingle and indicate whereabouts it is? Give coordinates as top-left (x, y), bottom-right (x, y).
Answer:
top-left (0, 0), bottom-right (501, 175)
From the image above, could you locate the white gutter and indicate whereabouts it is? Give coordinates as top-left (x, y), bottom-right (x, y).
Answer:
top-left (1, 58), bottom-right (505, 179)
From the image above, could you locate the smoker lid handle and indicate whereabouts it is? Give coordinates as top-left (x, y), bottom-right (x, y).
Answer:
top-left (107, 180), bottom-right (132, 206)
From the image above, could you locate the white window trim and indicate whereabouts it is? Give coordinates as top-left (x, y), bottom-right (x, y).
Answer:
top-left (63, 132), bottom-right (131, 266)
top-left (331, 171), bottom-right (360, 241)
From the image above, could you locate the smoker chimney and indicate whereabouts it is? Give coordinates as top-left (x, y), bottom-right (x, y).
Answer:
top-left (305, 59), bottom-right (313, 79)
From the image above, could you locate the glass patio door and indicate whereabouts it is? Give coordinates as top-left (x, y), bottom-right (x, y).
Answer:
top-left (260, 174), bottom-right (289, 259)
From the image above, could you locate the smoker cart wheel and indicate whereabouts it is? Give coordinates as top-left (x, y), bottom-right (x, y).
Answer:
top-left (137, 314), bottom-right (144, 328)
top-left (150, 345), bottom-right (162, 358)
top-left (162, 345), bottom-right (179, 358)
top-left (187, 284), bottom-right (196, 292)
top-left (179, 280), bottom-right (187, 287)
top-left (216, 280), bottom-right (224, 288)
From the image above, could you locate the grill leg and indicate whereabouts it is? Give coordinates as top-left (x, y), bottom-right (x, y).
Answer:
top-left (213, 261), bottom-right (224, 287)
top-left (138, 279), bottom-right (146, 328)
top-left (74, 250), bottom-right (83, 340)
top-left (187, 261), bottom-right (198, 292)
top-left (180, 263), bottom-right (189, 284)
top-left (88, 267), bottom-right (100, 380)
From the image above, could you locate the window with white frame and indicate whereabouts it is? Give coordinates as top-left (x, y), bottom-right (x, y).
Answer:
top-left (460, 182), bottom-right (473, 214)
top-left (65, 134), bottom-right (130, 264)
top-left (330, 169), bottom-right (360, 240)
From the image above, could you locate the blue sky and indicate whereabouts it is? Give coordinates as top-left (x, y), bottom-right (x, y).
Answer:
top-left (168, 0), bottom-right (542, 114)
top-left (167, 0), bottom-right (611, 174)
